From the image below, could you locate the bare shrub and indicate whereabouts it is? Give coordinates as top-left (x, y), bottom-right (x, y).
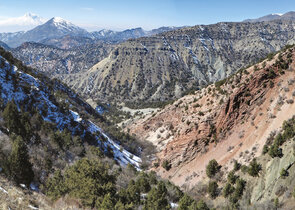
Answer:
top-left (288, 79), bottom-right (295, 85)
top-left (239, 130), bottom-right (245, 139)
top-left (277, 95), bottom-right (285, 106)
top-left (284, 87), bottom-right (290, 92)
top-left (269, 113), bottom-right (276, 119)
top-left (227, 145), bottom-right (234, 152)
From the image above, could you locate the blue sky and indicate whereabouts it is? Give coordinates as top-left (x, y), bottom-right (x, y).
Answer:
top-left (0, 0), bottom-right (295, 31)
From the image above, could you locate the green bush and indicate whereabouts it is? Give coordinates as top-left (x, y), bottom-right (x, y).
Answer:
top-left (162, 160), bottom-right (172, 171)
top-left (262, 145), bottom-right (269, 154)
top-left (280, 168), bottom-right (289, 178)
top-left (208, 181), bottom-right (218, 199)
top-left (227, 171), bottom-right (238, 184)
top-left (230, 178), bottom-right (246, 204)
top-left (196, 200), bottom-right (209, 210)
top-left (268, 144), bottom-right (283, 158)
top-left (178, 194), bottom-right (195, 210)
top-left (206, 159), bottom-right (220, 178)
top-left (247, 158), bottom-right (261, 177)
top-left (223, 183), bottom-right (235, 198)
top-left (45, 158), bottom-right (116, 208)
top-left (233, 160), bottom-right (241, 171)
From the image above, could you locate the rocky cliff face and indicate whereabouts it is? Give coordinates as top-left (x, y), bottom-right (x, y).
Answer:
top-left (11, 42), bottom-right (114, 75)
top-left (127, 45), bottom-right (295, 187)
top-left (61, 20), bottom-right (295, 103)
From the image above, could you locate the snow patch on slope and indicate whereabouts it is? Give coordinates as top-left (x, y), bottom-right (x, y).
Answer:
top-left (0, 55), bottom-right (142, 169)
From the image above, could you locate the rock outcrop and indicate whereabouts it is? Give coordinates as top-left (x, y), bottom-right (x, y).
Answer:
top-left (127, 45), bottom-right (295, 191)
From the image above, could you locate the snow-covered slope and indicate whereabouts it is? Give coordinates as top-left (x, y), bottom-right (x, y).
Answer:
top-left (50, 17), bottom-right (84, 33)
top-left (0, 54), bottom-right (141, 169)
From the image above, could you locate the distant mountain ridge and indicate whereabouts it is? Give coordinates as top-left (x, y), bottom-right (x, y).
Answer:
top-left (243, 11), bottom-right (295, 22)
top-left (0, 41), bottom-right (9, 50)
top-left (11, 41), bottom-right (114, 75)
top-left (0, 16), bottom-right (181, 48)
top-left (60, 20), bottom-right (295, 103)
top-left (91, 26), bottom-right (181, 42)
top-left (0, 17), bottom-right (89, 48)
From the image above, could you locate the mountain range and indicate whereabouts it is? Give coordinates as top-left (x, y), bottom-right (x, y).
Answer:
top-left (0, 16), bottom-right (180, 48)
top-left (3, 13), bottom-right (295, 105)
top-left (60, 20), bottom-right (295, 103)
top-left (243, 11), bottom-right (295, 22)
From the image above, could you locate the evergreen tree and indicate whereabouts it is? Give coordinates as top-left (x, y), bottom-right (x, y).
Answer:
top-left (178, 194), bottom-right (195, 210)
top-left (247, 158), bottom-right (261, 177)
top-left (206, 159), bottom-right (220, 178)
top-left (223, 183), bottom-right (234, 198)
top-left (9, 135), bottom-right (34, 185)
top-left (63, 158), bottom-right (116, 208)
top-left (144, 181), bottom-right (170, 210)
top-left (208, 181), bottom-right (218, 199)
top-left (230, 178), bottom-right (246, 203)
top-left (233, 160), bottom-right (241, 171)
top-left (3, 100), bottom-right (22, 135)
top-left (136, 172), bottom-right (151, 193)
top-left (114, 200), bottom-right (126, 210)
top-left (100, 193), bottom-right (115, 210)
top-left (227, 171), bottom-right (238, 184)
top-left (44, 169), bottom-right (66, 200)
top-left (20, 111), bottom-right (32, 140)
top-left (196, 200), bottom-right (209, 210)
top-left (126, 180), bottom-right (140, 205)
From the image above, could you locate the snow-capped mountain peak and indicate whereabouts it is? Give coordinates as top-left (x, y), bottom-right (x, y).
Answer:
top-left (44, 17), bottom-right (87, 34)
top-left (51, 17), bottom-right (73, 26)
top-left (271, 13), bottom-right (283, 16)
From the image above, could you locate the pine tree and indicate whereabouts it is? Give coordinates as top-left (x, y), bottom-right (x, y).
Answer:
top-left (144, 181), bottom-right (170, 210)
top-left (9, 135), bottom-right (34, 185)
top-left (206, 159), bottom-right (220, 178)
top-left (63, 158), bottom-right (116, 208)
top-left (227, 171), bottom-right (238, 184)
top-left (247, 158), bottom-right (261, 177)
top-left (126, 180), bottom-right (140, 205)
top-left (44, 169), bottom-right (66, 200)
top-left (3, 100), bottom-right (22, 135)
top-left (223, 183), bottom-right (234, 198)
top-left (208, 181), bottom-right (218, 199)
top-left (136, 173), bottom-right (151, 193)
top-left (100, 193), bottom-right (115, 210)
top-left (178, 194), bottom-right (195, 210)
top-left (114, 200), bottom-right (125, 210)
top-left (196, 200), bottom-right (209, 210)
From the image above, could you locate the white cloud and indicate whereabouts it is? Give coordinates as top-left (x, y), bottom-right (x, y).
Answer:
top-left (0, 13), bottom-right (46, 32)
